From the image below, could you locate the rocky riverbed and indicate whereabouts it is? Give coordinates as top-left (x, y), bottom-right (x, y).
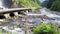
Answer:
top-left (0, 8), bottom-right (60, 34)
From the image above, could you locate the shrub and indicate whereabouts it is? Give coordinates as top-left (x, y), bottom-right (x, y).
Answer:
top-left (33, 23), bottom-right (59, 34)
top-left (13, 0), bottom-right (42, 10)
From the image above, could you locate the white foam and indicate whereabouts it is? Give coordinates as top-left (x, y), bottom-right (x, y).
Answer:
top-left (40, 8), bottom-right (60, 18)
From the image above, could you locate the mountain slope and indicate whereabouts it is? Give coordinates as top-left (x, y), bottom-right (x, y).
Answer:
top-left (13, 0), bottom-right (42, 10)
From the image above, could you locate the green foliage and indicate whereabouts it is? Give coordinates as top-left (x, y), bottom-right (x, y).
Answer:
top-left (50, 0), bottom-right (60, 11)
top-left (0, 29), bottom-right (2, 34)
top-left (33, 23), bottom-right (59, 34)
top-left (15, 0), bottom-right (42, 10)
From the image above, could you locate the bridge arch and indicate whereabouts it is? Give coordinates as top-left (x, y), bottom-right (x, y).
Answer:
top-left (0, 14), bottom-right (5, 19)
top-left (9, 12), bottom-right (15, 17)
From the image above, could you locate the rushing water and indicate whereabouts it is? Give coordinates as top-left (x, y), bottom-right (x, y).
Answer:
top-left (27, 8), bottom-right (60, 26)
top-left (27, 8), bottom-right (60, 20)
top-left (40, 8), bottom-right (60, 19)
top-left (0, 8), bottom-right (60, 34)
top-left (0, 0), bottom-right (12, 9)
top-left (0, 0), bottom-right (4, 8)
top-left (39, 0), bottom-right (46, 3)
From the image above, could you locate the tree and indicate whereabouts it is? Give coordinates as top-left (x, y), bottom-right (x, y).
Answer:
top-left (47, 0), bottom-right (55, 8)
top-left (41, 0), bottom-right (55, 8)
top-left (50, 0), bottom-right (60, 11)
top-left (41, 0), bottom-right (49, 7)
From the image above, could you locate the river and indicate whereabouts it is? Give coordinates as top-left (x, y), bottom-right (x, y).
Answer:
top-left (0, 8), bottom-right (60, 34)
top-left (0, 0), bottom-right (60, 34)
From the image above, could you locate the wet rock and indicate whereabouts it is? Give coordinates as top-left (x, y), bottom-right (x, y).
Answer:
top-left (37, 15), bottom-right (55, 20)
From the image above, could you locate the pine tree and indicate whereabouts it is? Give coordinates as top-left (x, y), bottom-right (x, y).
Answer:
top-left (47, 0), bottom-right (55, 8)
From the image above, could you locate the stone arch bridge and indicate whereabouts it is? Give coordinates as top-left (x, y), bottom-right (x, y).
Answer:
top-left (0, 8), bottom-right (32, 19)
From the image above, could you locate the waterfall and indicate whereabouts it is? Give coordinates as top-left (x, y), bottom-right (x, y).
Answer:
top-left (39, 0), bottom-right (46, 3)
top-left (0, 0), bottom-right (12, 9)
top-left (0, 0), bottom-right (4, 9)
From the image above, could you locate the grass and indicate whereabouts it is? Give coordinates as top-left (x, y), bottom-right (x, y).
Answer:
top-left (0, 29), bottom-right (12, 34)
top-left (13, 0), bottom-right (42, 10)
top-left (58, 28), bottom-right (60, 34)
top-left (0, 29), bottom-right (2, 34)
